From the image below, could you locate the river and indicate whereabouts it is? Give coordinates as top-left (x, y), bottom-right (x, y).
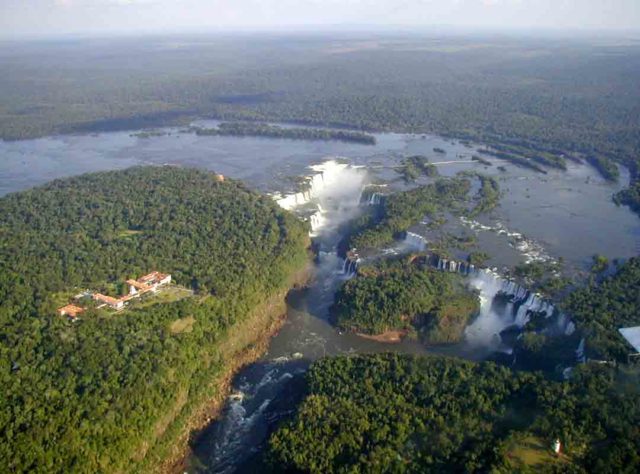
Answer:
top-left (1, 124), bottom-right (639, 472)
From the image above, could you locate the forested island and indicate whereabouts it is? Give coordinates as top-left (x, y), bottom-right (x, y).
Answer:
top-left (332, 258), bottom-right (478, 343)
top-left (396, 155), bottom-right (439, 183)
top-left (191, 122), bottom-right (376, 144)
top-left (0, 167), bottom-right (309, 472)
top-left (346, 173), bottom-right (499, 251)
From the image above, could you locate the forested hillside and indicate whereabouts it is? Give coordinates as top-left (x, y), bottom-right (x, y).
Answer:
top-left (0, 167), bottom-right (309, 472)
top-left (563, 257), bottom-right (640, 362)
top-left (268, 354), bottom-right (640, 473)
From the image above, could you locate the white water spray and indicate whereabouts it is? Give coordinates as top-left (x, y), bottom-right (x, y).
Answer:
top-left (275, 159), bottom-right (367, 237)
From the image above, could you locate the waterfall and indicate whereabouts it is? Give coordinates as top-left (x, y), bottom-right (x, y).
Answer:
top-left (367, 192), bottom-right (383, 205)
top-left (576, 338), bottom-right (586, 363)
top-left (275, 159), bottom-right (367, 237)
top-left (462, 266), bottom-right (574, 350)
top-left (430, 255), bottom-right (476, 276)
top-left (465, 269), bottom-right (512, 348)
top-left (309, 210), bottom-right (326, 236)
top-left (404, 232), bottom-right (428, 252)
top-left (342, 257), bottom-right (359, 277)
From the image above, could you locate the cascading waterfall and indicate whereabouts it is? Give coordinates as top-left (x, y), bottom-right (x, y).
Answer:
top-left (274, 160), bottom-right (367, 237)
top-left (419, 254), bottom-right (575, 349)
top-left (366, 192), bottom-right (383, 205)
top-left (342, 256), bottom-right (360, 277)
top-left (404, 232), bottom-right (428, 252)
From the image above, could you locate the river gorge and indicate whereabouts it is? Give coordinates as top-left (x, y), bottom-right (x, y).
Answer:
top-left (1, 123), bottom-right (639, 473)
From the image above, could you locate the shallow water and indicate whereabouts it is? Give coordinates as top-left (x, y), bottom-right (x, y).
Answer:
top-left (2, 125), bottom-right (639, 473)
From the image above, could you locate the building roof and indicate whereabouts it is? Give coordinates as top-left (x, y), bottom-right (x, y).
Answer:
top-left (93, 293), bottom-right (122, 306)
top-left (58, 304), bottom-right (85, 317)
top-left (138, 271), bottom-right (170, 283)
top-left (126, 279), bottom-right (153, 291)
top-left (619, 327), bottom-right (640, 353)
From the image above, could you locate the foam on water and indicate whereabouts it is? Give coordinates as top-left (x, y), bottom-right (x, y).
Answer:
top-left (460, 216), bottom-right (553, 264)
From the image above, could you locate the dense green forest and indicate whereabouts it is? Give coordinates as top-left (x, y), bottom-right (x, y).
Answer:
top-left (268, 353), bottom-right (640, 473)
top-left (347, 173), bottom-right (498, 251)
top-left (0, 167), bottom-right (309, 472)
top-left (562, 257), bottom-right (640, 362)
top-left (1, 33), bottom-right (639, 212)
top-left (396, 155), bottom-right (439, 183)
top-left (192, 122), bottom-right (376, 144)
top-left (332, 258), bottom-right (477, 342)
top-left (347, 177), bottom-right (470, 250)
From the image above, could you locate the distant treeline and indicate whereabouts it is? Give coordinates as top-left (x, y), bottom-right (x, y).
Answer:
top-left (1, 34), bottom-right (639, 213)
top-left (191, 122), bottom-right (376, 144)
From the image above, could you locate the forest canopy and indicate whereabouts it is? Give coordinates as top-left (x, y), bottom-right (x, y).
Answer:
top-left (0, 166), bottom-right (309, 472)
top-left (562, 257), bottom-right (640, 362)
top-left (268, 353), bottom-right (640, 474)
top-left (332, 258), bottom-right (478, 343)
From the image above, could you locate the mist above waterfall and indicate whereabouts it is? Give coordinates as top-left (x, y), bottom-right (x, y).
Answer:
top-left (465, 270), bottom-right (514, 350)
top-left (276, 159), bottom-right (367, 239)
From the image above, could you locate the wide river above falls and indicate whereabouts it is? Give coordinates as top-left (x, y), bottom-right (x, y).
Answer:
top-left (2, 122), bottom-right (639, 472)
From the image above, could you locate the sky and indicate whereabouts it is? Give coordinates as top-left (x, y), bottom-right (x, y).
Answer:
top-left (1, 0), bottom-right (639, 38)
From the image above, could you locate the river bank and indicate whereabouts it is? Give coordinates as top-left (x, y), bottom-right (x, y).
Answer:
top-left (141, 264), bottom-right (312, 474)
top-left (355, 330), bottom-right (408, 343)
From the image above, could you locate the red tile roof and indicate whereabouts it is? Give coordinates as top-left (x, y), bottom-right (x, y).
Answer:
top-left (127, 279), bottom-right (153, 291)
top-left (58, 304), bottom-right (85, 318)
top-left (93, 293), bottom-right (121, 305)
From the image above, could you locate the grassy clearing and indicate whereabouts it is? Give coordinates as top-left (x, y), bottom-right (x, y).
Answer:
top-left (169, 316), bottom-right (196, 334)
top-left (506, 435), bottom-right (563, 469)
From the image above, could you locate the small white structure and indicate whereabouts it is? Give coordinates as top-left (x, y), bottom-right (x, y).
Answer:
top-left (553, 439), bottom-right (562, 454)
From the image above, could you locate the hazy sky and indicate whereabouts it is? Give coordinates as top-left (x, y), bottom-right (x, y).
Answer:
top-left (2, 0), bottom-right (639, 38)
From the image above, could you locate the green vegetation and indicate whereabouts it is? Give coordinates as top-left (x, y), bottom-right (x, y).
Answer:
top-left (1, 35), bottom-right (639, 214)
top-left (489, 143), bottom-right (567, 170)
top-left (131, 130), bottom-right (169, 139)
top-left (563, 257), bottom-right (640, 362)
top-left (472, 155), bottom-right (492, 166)
top-left (614, 181), bottom-right (640, 215)
top-left (268, 353), bottom-right (640, 473)
top-left (347, 173), bottom-right (498, 251)
top-left (332, 258), bottom-right (478, 343)
top-left (591, 254), bottom-right (610, 275)
top-left (587, 155), bottom-right (620, 182)
top-left (396, 155), bottom-right (439, 183)
top-left (192, 122), bottom-right (376, 144)
top-left (348, 177), bottom-right (470, 249)
top-left (482, 149), bottom-right (548, 174)
top-left (468, 174), bottom-right (501, 216)
top-left (468, 251), bottom-right (490, 267)
top-left (0, 167), bottom-right (309, 472)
